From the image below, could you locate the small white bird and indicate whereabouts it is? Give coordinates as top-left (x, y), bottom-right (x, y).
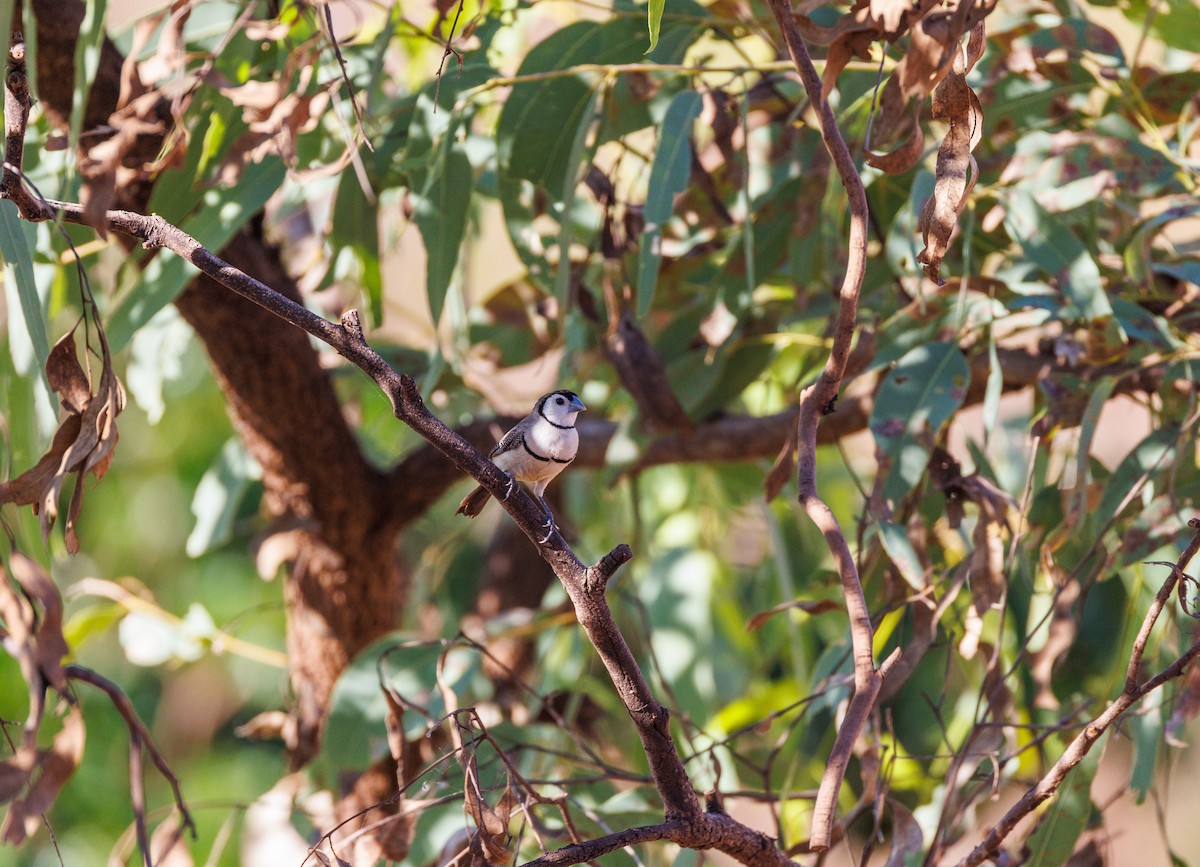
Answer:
top-left (456, 390), bottom-right (587, 539)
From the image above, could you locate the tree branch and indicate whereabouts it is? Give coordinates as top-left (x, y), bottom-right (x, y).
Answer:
top-left (66, 665), bottom-right (195, 864)
top-left (957, 518), bottom-right (1200, 866)
top-left (3, 48), bottom-right (793, 866)
top-left (764, 0), bottom-right (886, 849)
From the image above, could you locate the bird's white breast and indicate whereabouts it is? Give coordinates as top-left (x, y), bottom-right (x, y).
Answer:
top-left (526, 418), bottom-right (578, 463)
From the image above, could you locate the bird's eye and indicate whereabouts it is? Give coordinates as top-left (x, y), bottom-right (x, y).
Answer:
top-left (556, 397), bottom-right (564, 405)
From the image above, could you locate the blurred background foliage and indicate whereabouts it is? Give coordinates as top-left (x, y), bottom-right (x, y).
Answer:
top-left (1, 0), bottom-right (1199, 864)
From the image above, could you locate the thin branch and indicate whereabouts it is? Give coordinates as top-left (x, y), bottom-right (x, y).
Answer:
top-left (65, 665), bottom-right (196, 858)
top-left (763, 0), bottom-right (884, 850)
top-left (2, 47), bottom-right (792, 866)
top-left (957, 518), bottom-right (1200, 866)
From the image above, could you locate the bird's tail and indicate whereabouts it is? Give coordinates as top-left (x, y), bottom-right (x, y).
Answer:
top-left (456, 485), bottom-right (491, 518)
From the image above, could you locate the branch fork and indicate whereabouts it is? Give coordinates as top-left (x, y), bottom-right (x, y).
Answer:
top-left (1, 41), bottom-right (795, 867)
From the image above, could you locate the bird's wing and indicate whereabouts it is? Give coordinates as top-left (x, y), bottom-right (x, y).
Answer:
top-left (490, 419), bottom-right (529, 458)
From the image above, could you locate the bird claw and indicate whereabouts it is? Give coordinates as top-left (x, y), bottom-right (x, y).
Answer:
top-left (538, 498), bottom-right (557, 544)
top-left (501, 472), bottom-right (516, 501)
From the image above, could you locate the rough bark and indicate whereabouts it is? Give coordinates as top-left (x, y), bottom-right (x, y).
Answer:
top-left (28, 0), bottom-right (404, 763)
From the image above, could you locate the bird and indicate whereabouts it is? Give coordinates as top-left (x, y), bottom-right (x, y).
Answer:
top-left (456, 390), bottom-right (587, 540)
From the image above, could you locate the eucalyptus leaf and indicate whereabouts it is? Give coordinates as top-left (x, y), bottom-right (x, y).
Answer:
top-left (187, 438), bottom-right (262, 558)
top-left (106, 157), bottom-right (287, 351)
top-left (0, 201), bottom-right (49, 377)
top-left (412, 143), bottom-right (473, 325)
top-left (1004, 189), bottom-right (1113, 322)
top-left (1024, 739), bottom-right (1100, 867)
top-left (870, 342), bottom-right (971, 506)
top-left (638, 90), bottom-right (702, 317)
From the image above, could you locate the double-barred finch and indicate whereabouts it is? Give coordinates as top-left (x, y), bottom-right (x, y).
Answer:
top-left (456, 390), bottom-right (587, 538)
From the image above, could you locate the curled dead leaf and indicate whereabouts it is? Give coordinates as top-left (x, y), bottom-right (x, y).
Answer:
top-left (746, 598), bottom-right (841, 631)
top-left (883, 798), bottom-right (923, 867)
top-left (1028, 548), bottom-right (1079, 709)
top-left (1, 327), bottom-right (125, 552)
top-left (465, 772), bottom-right (515, 865)
top-left (0, 704), bottom-right (85, 845)
top-left (916, 27), bottom-right (986, 284)
top-left (7, 553), bottom-right (70, 693)
top-left (865, 106), bottom-right (924, 174)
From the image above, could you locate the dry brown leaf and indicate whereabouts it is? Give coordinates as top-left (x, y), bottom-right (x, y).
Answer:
top-left (0, 416), bottom-right (82, 515)
top-left (8, 553), bottom-right (69, 693)
top-left (883, 798), bottom-right (924, 867)
top-left (0, 704), bottom-right (85, 845)
top-left (1028, 548), bottom-right (1079, 710)
top-left (746, 598), bottom-right (841, 631)
top-left (865, 106), bottom-right (924, 174)
top-left (245, 19), bottom-right (293, 40)
top-left (916, 31), bottom-right (985, 284)
top-left (465, 772), bottom-right (515, 866)
top-left (45, 330), bottom-right (92, 414)
top-left (212, 65), bottom-right (332, 183)
top-left (0, 750), bottom-right (36, 805)
top-left (959, 492), bottom-right (1006, 659)
top-left (462, 740), bottom-right (513, 867)
top-left (870, 0), bottom-right (917, 34)
top-left (821, 29), bottom-right (875, 101)
top-left (79, 94), bottom-right (166, 237)
top-left (1, 328), bottom-right (125, 552)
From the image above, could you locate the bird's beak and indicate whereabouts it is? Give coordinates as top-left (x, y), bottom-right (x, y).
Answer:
top-left (570, 395), bottom-right (587, 413)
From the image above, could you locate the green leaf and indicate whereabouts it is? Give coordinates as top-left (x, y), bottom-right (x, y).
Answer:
top-left (646, 0), bottom-right (666, 52)
top-left (332, 172), bottom-right (384, 324)
top-left (125, 305), bottom-right (196, 425)
top-left (187, 438), bottom-right (262, 558)
top-left (982, 327), bottom-right (1002, 444)
top-left (1096, 424), bottom-right (1179, 523)
top-left (1123, 198), bottom-right (1200, 288)
top-left (637, 90), bottom-right (702, 316)
top-left (146, 91), bottom-right (244, 224)
top-left (878, 521), bottom-right (926, 590)
top-left (1004, 189), bottom-right (1113, 321)
top-left (497, 20), bottom-right (648, 192)
top-left (1072, 377), bottom-right (1115, 518)
top-left (870, 342), bottom-right (971, 506)
top-left (1128, 689), bottom-right (1162, 804)
top-left (555, 87), bottom-right (602, 309)
top-left (0, 201), bottom-right (50, 375)
top-left (106, 157), bottom-right (288, 351)
top-left (412, 143), bottom-right (473, 326)
top-left (68, 0), bottom-right (106, 151)
top-left (1024, 739), bottom-right (1100, 866)
top-left (1150, 0), bottom-right (1200, 50)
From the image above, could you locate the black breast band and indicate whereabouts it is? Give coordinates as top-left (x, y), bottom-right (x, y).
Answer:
top-left (521, 435), bottom-right (572, 465)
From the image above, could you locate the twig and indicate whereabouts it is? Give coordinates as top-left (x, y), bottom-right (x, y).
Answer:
top-left (65, 665), bottom-right (196, 862)
top-left (318, 2), bottom-right (373, 152)
top-left (3, 46), bottom-right (793, 867)
top-left (763, 0), bottom-right (886, 850)
top-left (957, 518), bottom-right (1200, 866)
top-left (128, 725), bottom-right (151, 867)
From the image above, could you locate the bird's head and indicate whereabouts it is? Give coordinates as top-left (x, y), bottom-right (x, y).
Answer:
top-left (538, 390), bottom-right (587, 426)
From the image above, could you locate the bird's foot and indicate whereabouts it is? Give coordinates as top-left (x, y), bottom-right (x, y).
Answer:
top-left (537, 498), bottom-right (560, 543)
top-left (500, 472), bottom-right (516, 501)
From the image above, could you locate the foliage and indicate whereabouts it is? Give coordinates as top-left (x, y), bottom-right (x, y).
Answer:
top-left (0, 0), bottom-right (1199, 864)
